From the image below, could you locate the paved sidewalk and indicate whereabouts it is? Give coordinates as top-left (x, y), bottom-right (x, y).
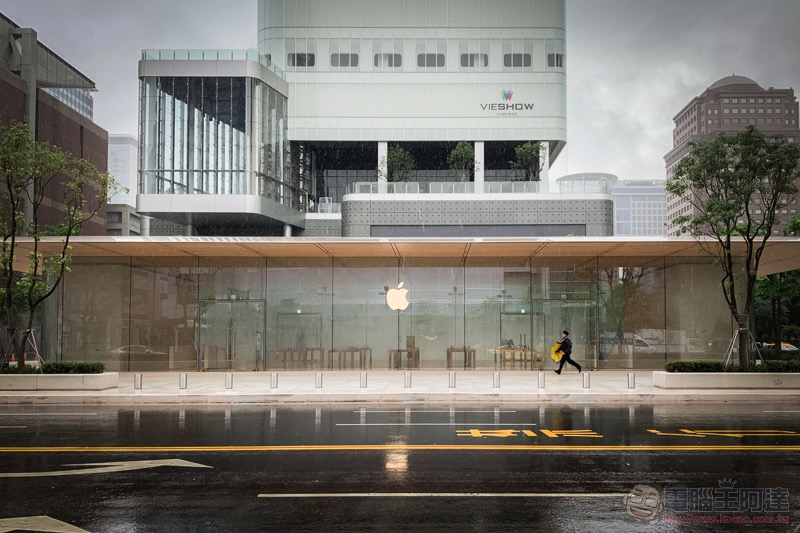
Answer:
top-left (1, 370), bottom-right (799, 404)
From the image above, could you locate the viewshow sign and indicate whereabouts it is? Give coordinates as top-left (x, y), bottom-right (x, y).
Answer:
top-left (481, 89), bottom-right (534, 116)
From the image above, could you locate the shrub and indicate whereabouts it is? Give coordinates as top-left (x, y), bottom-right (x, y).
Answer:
top-left (665, 360), bottom-right (800, 373)
top-left (42, 362), bottom-right (105, 374)
top-left (0, 364), bottom-right (41, 374)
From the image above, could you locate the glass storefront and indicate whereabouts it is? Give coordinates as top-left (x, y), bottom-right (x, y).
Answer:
top-left (49, 253), bottom-right (734, 372)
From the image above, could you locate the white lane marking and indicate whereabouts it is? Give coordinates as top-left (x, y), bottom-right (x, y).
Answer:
top-left (259, 492), bottom-right (627, 498)
top-left (0, 515), bottom-right (89, 533)
top-left (0, 413), bottom-right (98, 416)
top-left (0, 426), bottom-right (26, 429)
top-left (0, 458), bottom-right (212, 478)
top-left (337, 423), bottom-right (536, 426)
top-left (763, 411), bottom-right (800, 413)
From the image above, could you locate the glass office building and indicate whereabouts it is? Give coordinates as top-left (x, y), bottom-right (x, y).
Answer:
top-left (138, 50), bottom-right (303, 235)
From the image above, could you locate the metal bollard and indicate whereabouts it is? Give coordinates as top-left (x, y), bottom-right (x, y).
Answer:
top-left (270, 372), bottom-right (278, 389)
top-left (225, 372), bottom-right (234, 390)
top-left (404, 371), bottom-right (412, 388)
top-left (315, 372), bottom-right (323, 389)
top-left (493, 372), bottom-right (500, 389)
top-left (583, 372), bottom-right (590, 389)
top-left (448, 372), bottom-right (456, 388)
top-left (179, 373), bottom-right (188, 390)
top-left (360, 372), bottom-right (367, 389)
top-left (627, 372), bottom-right (635, 389)
top-left (538, 372), bottom-right (545, 388)
top-left (134, 373), bottom-right (142, 390)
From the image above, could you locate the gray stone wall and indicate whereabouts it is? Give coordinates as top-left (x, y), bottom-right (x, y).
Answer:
top-left (342, 198), bottom-right (613, 237)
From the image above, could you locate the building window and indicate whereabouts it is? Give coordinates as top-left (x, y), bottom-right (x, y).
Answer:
top-left (461, 53), bottom-right (488, 67)
top-left (723, 109), bottom-right (730, 114)
top-left (107, 212), bottom-right (122, 224)
top-left (741, 109), bottom-right (746, 114)
top-left (417, 53), bottom-right (445, 67)
top-left (758, 108), bottom-right (764, 113)
top-left (732, 98), bottom-right (738, 103)
top-left (750, 109), bottom-right (755, 114)
top-left (767, 119), bottom-right (773, 124)
top-left (503, 53), bottom-right (531, 67)
top-left (749, 98), bottom-right (755, 103)
top-left (546, 53), bottom-right (564, 67)
top-left (732, 109), bottom-right (738, 114)
top-left (374, 53), bottom-right (402, 68)
top-left (723, 118), bottom-right (730, 125)
top-left (288, 53), bottom-right (315, 67)
top-left (767, 109), bottom-right (773, 114)
top-left (767, 98), bottom-right (773, 103)
top-left (775, 98), bottom-right (782, 104)
top-left (723, 98), bottom-right (729, 103)
top-left (331, 53), bottom-right (358, 67)
top-left (776, 108), bottom-right (782, 114)
top-left (750, 118), bottom-right (756, 124)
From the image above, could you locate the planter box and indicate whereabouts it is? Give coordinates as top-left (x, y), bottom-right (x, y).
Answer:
top-left (0, 372), bottom-right (118, 391)
top-left (653, 371), bottom-right (800, 389)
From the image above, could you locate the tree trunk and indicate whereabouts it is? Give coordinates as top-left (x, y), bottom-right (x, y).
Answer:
top-left (736, 324), bottom-right (749, 367)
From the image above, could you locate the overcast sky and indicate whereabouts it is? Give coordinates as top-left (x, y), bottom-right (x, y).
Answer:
top-left (2, 0), bottom-right (799, 182)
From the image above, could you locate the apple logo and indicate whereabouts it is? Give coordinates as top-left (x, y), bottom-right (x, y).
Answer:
top-left (386, 282), bottom-right (410, 311)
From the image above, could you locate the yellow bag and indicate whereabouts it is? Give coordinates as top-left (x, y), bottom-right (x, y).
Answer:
top-left (550, 343), bottom-right (563, 362)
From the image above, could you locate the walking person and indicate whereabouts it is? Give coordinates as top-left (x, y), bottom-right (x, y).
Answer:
top-left (554, 330), bottom-right (581, 374)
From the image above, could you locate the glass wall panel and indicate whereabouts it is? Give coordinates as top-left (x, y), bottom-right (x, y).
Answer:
top-left (128, 258), bottom-right (198, 372)
top-left (464, 256), bottom-right (532, 369)
top-left (332, 258), bottom-right (402, 370)
top-left (597, 257), bottom-right (666, 369)
top-left (396, 258), bottom-right (465, 369)
top-left (664, 257), bottom-right (733, 362)
top-left (59, 258), bottom-right (131, 371)
top-left (266, 258), bottom-right (332, 370)
top-left (197, 258), bottom-right (266, 371)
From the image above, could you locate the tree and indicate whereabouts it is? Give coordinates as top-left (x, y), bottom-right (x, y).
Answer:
top-left (378, 145), bottom-right (415, 182)
top-left (509, 141), bottom-right (544, 181)
top-left (784, 215), bottom-right (800, 236)
top-left (0, 122), bottom-right (122, 367)
top-left (447, 141), bottom-right (475, 182)
top-left (666, 126), bottom-right (800, 365)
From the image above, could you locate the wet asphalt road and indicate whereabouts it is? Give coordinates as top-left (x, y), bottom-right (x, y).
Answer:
top-left (0, 402), bottom-right (799, 532)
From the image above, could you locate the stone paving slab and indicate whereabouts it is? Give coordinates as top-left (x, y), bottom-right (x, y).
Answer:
top-left (0, 371), bottom-right (798, 405)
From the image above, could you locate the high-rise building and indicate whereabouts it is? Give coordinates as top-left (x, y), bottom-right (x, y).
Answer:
top-left (0, 12), bottom-right (109, 235)
top-left (609, 180), bottom-right (667, 236)
top-left (136, 1), bottom-right (608, 238)
top-left (665, 75), bottom-right (800, 235)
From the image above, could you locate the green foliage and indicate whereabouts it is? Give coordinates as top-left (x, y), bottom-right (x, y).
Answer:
top-left (42, 361), bottom-right (104, 374)
top-left (784, 215), bottom-right (800, 236)
top-left (0, 361), bottom-right (105, 374)
top-left (509, 141), bottom-right (543, 181)
top-left (665, 360), bottom-right (800, 373)
top-left (0, 364), bottom-right (41, 374)
top-left (0, 121), bottom-right (123, 363)
top-left (447, 141), bottom-right (475, 182)
top-left (665, 126), bottom-right (800, 365)
top-left (382, 145), bottom-right (415, 182)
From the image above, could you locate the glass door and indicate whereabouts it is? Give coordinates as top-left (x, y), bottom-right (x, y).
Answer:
top-left (198, 300), bottom-right (264, 371)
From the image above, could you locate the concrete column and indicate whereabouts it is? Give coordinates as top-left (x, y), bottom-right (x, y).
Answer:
top-left (184, 214), bottom-right (194, 236)
top-left (377, 142), bottom-right (388, 182)
top-left (474, 141), bottom-right (485, 193)
top-left (283, 224), bottom-right (292, 237)
top-left (539, 142), bottom-right (550, 185)
top-left (140, 216), bottom-right (151, 236)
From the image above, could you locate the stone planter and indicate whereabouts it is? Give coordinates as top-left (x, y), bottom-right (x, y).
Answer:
top-left (0, 372), bottom-right (119, 391)
top-left (653, 371), bottom-right (800, 389)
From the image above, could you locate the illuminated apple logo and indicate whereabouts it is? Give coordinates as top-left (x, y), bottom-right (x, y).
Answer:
top-left (386, 282), bottom-right (410, 311)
